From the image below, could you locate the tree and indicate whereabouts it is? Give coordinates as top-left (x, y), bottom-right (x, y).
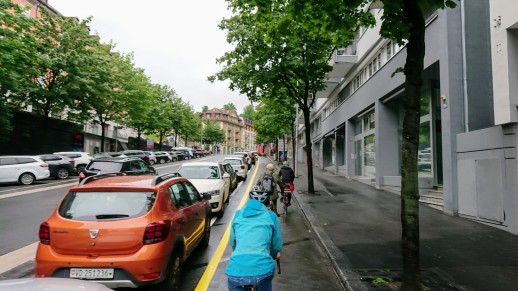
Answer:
top-left (0, 1), bottom-right (40, 142)
top-left (146, 85), bottom-right (177, 150)
top-left (240, 104), bottom-right (256, 120)
top-left (377, 1), bottom-right (455, 289)
top-left (202, 105), bottom-right (209, 112)
top-left (25, 12), bottom-right (99, 119)
top-left (222, 102), bottom-right (237, 111)
top-left (202, 120), bottom-right (225, 145)
top-left (210, 0), bottom-right (373, 193)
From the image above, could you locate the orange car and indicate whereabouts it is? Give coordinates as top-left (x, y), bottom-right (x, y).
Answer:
top-left (35, 172), bottom-right (211, 290)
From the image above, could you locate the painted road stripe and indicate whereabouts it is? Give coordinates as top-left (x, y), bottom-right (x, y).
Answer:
top-left (195, 161), bottom-right (261, 291)
top-left (0, 242), bottom-right (38, 275)
top-left (0, 182), bottom-right (76, 200)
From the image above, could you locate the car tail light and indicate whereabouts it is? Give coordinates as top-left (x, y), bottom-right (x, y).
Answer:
top-left (79, 172), bottom-right (85, 179)
top-left (143, 221), bottom-right (171, 245)
top-left (240, 165), bottom-right (245, 169)
top-left (142, 272), bottom-right (161, 280)
top-left (39, 222), bottom-right (50, 245)
top-left (40, 163), bottom-right (48, 168)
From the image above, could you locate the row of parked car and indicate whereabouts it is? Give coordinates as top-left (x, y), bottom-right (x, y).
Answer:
top-left (0, 148), bottom-right (211, 186)
top-left (28, 152), bottom-right (255, 289)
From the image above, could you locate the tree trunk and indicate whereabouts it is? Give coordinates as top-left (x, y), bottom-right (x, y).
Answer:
top-left (302, 106), bottom-right (315, 193)
top-left (100, 121), bottom-right (106, 152)
top-left (291, 121), bottom-right (296, 172)
top-left (137, 130), bottom-right (142, 150)
top-left (400, 0), bottom-right (425, 290)
top-left (159, 132), bottom-right (164, 151)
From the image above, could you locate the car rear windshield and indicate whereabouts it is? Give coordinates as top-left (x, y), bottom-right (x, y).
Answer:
top-left (87, 161), bottom-right (123, 172)
top-left (59, 191), bottom-right (156, 221)
top-left (178, 166), bottom-right (220, 179)
top-left (224, 159), bottom-right (241, 165)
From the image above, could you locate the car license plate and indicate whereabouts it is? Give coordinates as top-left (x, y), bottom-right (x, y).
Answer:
top-left (70, 268), bottom-right (114, 279)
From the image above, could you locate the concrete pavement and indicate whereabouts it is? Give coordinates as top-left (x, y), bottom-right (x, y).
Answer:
top-left (277, 159), bottom-right (518, 291)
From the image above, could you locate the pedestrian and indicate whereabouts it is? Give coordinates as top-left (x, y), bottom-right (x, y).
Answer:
top-left (226, 186), bottom-right (283, 291)
top-left (256, 163), bottom-right (283, 217)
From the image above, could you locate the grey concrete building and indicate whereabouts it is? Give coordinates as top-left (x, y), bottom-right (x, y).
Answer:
top-left (296, 1), bottom-right (518, 234)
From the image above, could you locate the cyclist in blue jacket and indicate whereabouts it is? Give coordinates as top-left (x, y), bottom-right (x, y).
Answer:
top-left (226, 186), bottom-right (283, 291)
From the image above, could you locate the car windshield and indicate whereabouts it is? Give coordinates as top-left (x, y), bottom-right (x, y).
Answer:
top-left (178, 166), bottom-right (220, 179)
top-left (87, 161), bottom-right (123, 172)
top-left (58, 191), bottom-right (156, 221)
top-left (224, 159), bottom-right (242, 165)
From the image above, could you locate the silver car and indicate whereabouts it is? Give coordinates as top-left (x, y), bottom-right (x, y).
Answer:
top-left (223, 157), bottom-right (248, 181)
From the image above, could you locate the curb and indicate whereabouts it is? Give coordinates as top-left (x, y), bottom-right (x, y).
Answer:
top-left (269, 158), bottom-right (365, 291)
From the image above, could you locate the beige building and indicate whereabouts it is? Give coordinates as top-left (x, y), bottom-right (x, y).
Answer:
top-left (201, 108), bottom-right (248, 154)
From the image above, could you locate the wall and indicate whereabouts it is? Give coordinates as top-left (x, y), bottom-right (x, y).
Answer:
top-left (457, 125), bottom-right (518, 234)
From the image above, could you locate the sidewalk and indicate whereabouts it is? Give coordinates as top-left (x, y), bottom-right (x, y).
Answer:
top-left (283, 160), bottom-right (518, 291)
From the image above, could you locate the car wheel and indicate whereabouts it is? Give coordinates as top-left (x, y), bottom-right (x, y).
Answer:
top-left (159, 158), bottom-right (165, 164)
top-left (149, 160), bottom-right (155, 165)
top-left (156, 250), bottom-right (182, 291)
top-left (173, 157), bottom-right (177, 162)
top-left (19, 173), bottom-right (35, 185)
top-left (56, 168), bottom-right (70, 180)
top-left (200, 218), bottom-right (210, 248)
top-left (217, 198), bottom-right (225, 217)
top-left (76, 164), bottom-right (86, 172)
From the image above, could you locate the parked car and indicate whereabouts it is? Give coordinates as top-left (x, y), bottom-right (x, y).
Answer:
top-left (53, 152), bottom-right (93, 173)
top-left (78, 157), bottom-right (157, 183)
top-left (144, 151), bottom-right (157, 165)
top-left (154, 151), bottom-right (172, 164)
top-left (35, 173), bottom-right (212, 290)
top-left (177, 162), bottom-right (230, 216)
top-left (233, 151), bottom-right (251, 169)
top-left (0, 156), bottom-right (50, 185)
top-left (219, 161), bottom-right (238, 191)
top-left (37, 154), bottom-right (76, 180)
top-left (172, 147), bottom-right (193, 159)
top-left (122, 150), bottom-right (151, 164)
top-left (222, 156), bottom-right (248, 181)
top-left (0, 278), bottom-right (112, 290)
top-left (93, 152), bottom-right (127, 159)
top-left (193, 149), bottom-right (205, 158)
top-left (170, 150), bottom-right (185, 161)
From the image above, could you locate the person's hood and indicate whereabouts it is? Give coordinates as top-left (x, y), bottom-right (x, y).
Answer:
top-left (242, 199), bottom-right (268, 218)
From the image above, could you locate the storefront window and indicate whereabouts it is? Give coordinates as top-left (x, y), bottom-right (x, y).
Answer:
top-left (364, 134), bottom-right (376, 177)
top-left (418, 121), bottom-right (432, 177)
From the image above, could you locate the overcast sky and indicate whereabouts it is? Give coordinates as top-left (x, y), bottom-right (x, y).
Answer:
top-left (48, 0), bottom-right (251, 113)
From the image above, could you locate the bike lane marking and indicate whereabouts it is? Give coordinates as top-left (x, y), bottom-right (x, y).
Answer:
top-left (0, 242), bottom-right (38, 275)
top-left (0, 182), bottom-right (77, 200)
top-left (194, 160), bottom-right (261, 291)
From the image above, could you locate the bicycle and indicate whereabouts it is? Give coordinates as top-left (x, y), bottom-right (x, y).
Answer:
top-left (280, 182), bottom-right (293, 215)
top-left (240, 260), bottom-right (281, 290)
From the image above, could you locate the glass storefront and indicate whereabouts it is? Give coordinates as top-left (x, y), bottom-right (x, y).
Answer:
top-left (352, 111), bottom-right (376, 177)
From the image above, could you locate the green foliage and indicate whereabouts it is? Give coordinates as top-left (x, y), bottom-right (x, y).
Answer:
top-left (254, 90), bottom-right (296, 143)
top-left (202, 120), bottom-right (225, 145)
top-left (202, 105), bottom-right (209, 112)
top-left (240, 104), bottom-right (256, 120)
top-left (223, 103), bottom-right (237, 111)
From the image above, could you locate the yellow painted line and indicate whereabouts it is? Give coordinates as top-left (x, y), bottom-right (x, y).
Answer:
top-left (195, 160), bottom-right (261, 291)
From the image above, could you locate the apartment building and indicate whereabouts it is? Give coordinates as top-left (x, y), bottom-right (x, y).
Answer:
top-left (297, 1), bottom-right (518, 234)
top-left (243, 118), bottom-right (257, 152)
top-left (201, 108), bottom-right (246, 154)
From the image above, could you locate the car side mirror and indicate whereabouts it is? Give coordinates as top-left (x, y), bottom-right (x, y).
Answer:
top-left (202, 193), bottom-right (211, 200)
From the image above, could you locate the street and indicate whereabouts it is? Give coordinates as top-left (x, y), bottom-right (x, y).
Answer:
top-left (0, 155), bottom-right (342, 290)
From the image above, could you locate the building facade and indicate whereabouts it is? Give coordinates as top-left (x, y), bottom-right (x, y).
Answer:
top-left (201, 108), bottom-right (246, 154)
top-left (297, 1), bottom-right (518, 234)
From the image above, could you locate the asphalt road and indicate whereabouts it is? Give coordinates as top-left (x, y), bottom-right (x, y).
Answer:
top-left (0, 155), bottom-right (343, 290)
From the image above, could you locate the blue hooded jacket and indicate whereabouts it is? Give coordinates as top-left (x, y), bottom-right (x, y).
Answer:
top-left (226, 199), bottom-right (283, 277)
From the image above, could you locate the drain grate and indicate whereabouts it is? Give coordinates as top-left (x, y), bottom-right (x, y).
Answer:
top-left (355, 268), bottom-right (462, 290)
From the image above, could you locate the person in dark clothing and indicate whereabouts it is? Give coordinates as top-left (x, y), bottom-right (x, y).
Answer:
top-left (279, 161), bottom-right (295, 206)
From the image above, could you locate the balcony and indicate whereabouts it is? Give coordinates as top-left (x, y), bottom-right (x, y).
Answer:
top-left (315, 77), bottom-right (342, 98)
top-left (328, 42), bottom-right (358, 79)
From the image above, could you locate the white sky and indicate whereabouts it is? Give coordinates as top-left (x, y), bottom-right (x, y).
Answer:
top-left (48, 0), bottom-right (250, 113)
